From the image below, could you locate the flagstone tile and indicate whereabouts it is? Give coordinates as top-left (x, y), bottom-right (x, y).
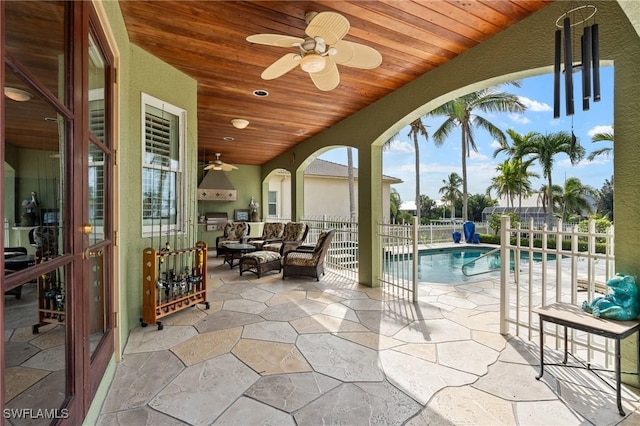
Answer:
top-left (321, 302), bottom-right (360, 322)
top-left (97, 406), bottom-right (188, 426)
top-left (294, 382), bottom-right (420, 426)
top-left (124, 325), bottom-right (198, 354)
top-left (473, 360), bottom-right (558, 401)
top-left (424, 386), bottom-right (516, 425)
top-left (4, 367), bottom-right (50, 402)
top-left (290, 314), bottom-right (368, 334)
top-left (260, 299), bottom-right (326, 321)
top-left (4, 341), bottom-right (39, 367)
top-left (437, 340), bottom-right (499, 375)
top-left (265, 290), bottom-right (307, 306)
top-left (306, 291), bottom-right (343, 304)
top-left (100, 351), bottom-right (184, 413)
top-left (393, 318), bottom-right (470, 343)
top-left (341, 298), bottom-right (389, 311)
top-left (241, 287), bottom-right (276, 303)
top-left (149, 353), bottom-right (259, 425)
top-left (160, 306), bottom-right (207, 326)
top-left (242, 321), bottom-right (299, 343)
top-left (333, 331), bottom-right (404, 350)
top-left (515, 399), bottom-right (586, 426)
top-left (30, 326), bottom-right (65, 350)
top-left (472, 329), bottom-right (510, 351)
top-left (22, 345), bottom-right (65, 371)
top-left (212, 397), bottom-right (295, 425)
top-left (171, 327), bottom-right (242, 366)
top-left (245, 372), bottom-right (340, 413)
top-left (194, 310), bottom-right (262, 333)
top-left (296, 334), bottom-right (384, 382)
top-left (379, 349), bottom-right (476, 405)
top-left (232, 339), bottom-right (312, 375)
top-left (391, 343), bottom-right (437, 362)
top-left (222, 298), bottom-right (266, 315)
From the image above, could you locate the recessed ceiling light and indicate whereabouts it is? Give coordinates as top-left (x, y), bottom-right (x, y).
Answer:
top-left (223, 136), bottom-right (234, 141)
top-left (253, 89), bottom-right (269, 97)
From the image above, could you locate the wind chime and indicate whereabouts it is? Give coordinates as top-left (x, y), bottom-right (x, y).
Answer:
top-left (553, 4), bottom-right (600, 120)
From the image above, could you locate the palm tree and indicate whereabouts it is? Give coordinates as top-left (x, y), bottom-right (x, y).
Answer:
top-left (487, 159), bottom-right (530, 207)
top-left (524, 131), bottom-right (586, 224)
top-left (389, 188), bottom-right (402, 222)
top-left (429, 84), bottom-right (525, 221)
top-left (439, 172), bottom-right (463, 220)
top-left (587, 129), bottom-right (613, 161)
top-left (407, 118), bottom-right (429, 225)
top-left (559, 177), bottom-right (597, 222)
top-left (537, 184), bottom-right (563, 220)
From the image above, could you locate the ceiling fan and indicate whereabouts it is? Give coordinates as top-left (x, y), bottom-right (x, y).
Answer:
top-left (246, 11), bottom-right (382, 91)
top-left (203, 153), bottom-right (238, 171)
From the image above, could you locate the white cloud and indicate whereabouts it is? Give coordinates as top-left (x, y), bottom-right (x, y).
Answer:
top-left (490, 140), bottom-right (501, 148)
top-left (519, 96), bottom-right (552, 112)
top-left (469, 150), bottom-right (489, 161)
top-left (385, 139), bottom-right (414, 153)
top-left (508, 113), bottom-right (530, 124)
top-left (587, 124), bottom-right (613, 137)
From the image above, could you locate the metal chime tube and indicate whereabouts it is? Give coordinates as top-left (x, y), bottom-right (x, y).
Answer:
top-left (563, 17), bottom-right (574, 116)
top-left (553, 29), bottom-right (561, 118)
top-left (583, 25), bottom-right (592, 99)
top-left (591, 23), bottom-right (600, 101)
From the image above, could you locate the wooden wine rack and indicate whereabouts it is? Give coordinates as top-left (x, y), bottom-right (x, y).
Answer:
top-left (141, 240), bottom-right (209, 330)
top-left (32, 268), bottom-right (65, 334)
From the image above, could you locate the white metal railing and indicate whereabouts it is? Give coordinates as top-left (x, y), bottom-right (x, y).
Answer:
top-left (500, 216), bottom-right (617, 368)
top-left (303, 216), bottom-right (358, 282)
top-left (378, 221), bottom-right (418, 302)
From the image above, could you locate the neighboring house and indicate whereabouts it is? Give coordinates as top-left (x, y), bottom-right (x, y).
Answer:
top-left (267, 159), bottom-right (402, 222)
top-left (482, 193), bottom-right (597, 223)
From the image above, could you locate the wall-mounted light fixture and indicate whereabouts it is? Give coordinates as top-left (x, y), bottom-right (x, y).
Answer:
top-left (231, 118), bottom-right (249, 129)
top-left (4, 87), bottom-right (32, 102)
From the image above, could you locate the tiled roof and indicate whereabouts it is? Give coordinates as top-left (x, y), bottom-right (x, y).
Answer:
top-left (304, 158), bottom-right (402, 183)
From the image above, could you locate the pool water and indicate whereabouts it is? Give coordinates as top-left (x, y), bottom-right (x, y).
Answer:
top-left (384, 246), bottom-right (557, 284)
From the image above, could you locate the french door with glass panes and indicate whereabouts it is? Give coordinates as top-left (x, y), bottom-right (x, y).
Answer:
top-left (1, 2), bottom-right (115, 423)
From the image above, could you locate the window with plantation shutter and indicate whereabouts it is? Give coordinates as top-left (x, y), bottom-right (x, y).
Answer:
top-left (141, 93), bottom-right (185, 236)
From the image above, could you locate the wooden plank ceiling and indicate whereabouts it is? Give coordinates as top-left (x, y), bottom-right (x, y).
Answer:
top-left (8, 1), bottom-right (553, 165)
top-left (118, 0), bottom-right (553, 167)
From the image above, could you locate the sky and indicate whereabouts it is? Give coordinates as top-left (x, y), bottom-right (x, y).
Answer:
top-left (319, 67), bottom-right (614, 205)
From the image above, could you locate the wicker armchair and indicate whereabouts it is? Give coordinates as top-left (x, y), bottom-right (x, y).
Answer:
top-left (215, 221), bottom-right (250, 256)
top-left (247, 222), bottom-right (285, 250)
top-left (263, 222), bottom-right (308, 256)
top-left (282, 229), bottom-right (335, 281)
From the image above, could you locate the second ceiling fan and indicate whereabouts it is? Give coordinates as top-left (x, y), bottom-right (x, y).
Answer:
top-left (204, 153), bottom-right (237, 171)
top-left (247, 11), bottom-right (382, 91)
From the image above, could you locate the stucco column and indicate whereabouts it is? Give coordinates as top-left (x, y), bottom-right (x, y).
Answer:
top-left (292, 166), bottom-right (304, 221)
top-left (613, 52), bottom-right (640, 388)
top-left (357, 144), bottom-right (383, 287)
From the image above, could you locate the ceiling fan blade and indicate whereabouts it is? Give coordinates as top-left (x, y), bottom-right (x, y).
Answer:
top-left (204, 163), bottom-right (216, 170)
top-left (309, 58), bottom-right (339, 91)
top-left (246, 34), bottom-right (304, 48)
top-left (261, 53), bottom-right (300, 80)
top-left (306, 12), bottom-right (349, 45)
top-left (221, 163), bottom-right (238, 172)
top-left (331, 40), bottom-right (382, 69)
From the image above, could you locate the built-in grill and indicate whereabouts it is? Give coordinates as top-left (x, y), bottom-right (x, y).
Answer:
top-left (204, 212), bottom-right (228, 232)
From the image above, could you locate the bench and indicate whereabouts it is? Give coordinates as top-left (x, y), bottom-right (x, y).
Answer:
top-left (533, 303), bottom-right (640, 416)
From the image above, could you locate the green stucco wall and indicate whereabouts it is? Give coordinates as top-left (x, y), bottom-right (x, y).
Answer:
top-left (99, 1), bottom-right (199, 339)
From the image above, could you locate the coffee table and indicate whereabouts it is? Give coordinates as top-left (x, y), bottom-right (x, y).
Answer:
top-left (223, 243), bottom-right (257, 268)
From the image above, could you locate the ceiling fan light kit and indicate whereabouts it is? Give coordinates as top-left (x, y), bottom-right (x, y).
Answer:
top-left (300, 54), bottom-right (326, 73)
top-left (247, 11), bottom-right (382, 91)
top-left (231, 118), bottom-right (249, 129)
top-left (203, 153), bottom-right (238, 172)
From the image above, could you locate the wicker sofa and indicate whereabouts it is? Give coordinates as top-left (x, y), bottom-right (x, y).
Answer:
top-left (247, 222), bottom-right (285, 250)
top-left (262, 222), bottom-right (308, 256)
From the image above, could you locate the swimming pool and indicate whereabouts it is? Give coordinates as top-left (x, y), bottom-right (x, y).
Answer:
top-left (383, 246), bottom-right (557, 284)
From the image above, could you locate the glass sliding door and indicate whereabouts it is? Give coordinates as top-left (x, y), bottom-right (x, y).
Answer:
top-left (2, 1), bottom-right (115, 422)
